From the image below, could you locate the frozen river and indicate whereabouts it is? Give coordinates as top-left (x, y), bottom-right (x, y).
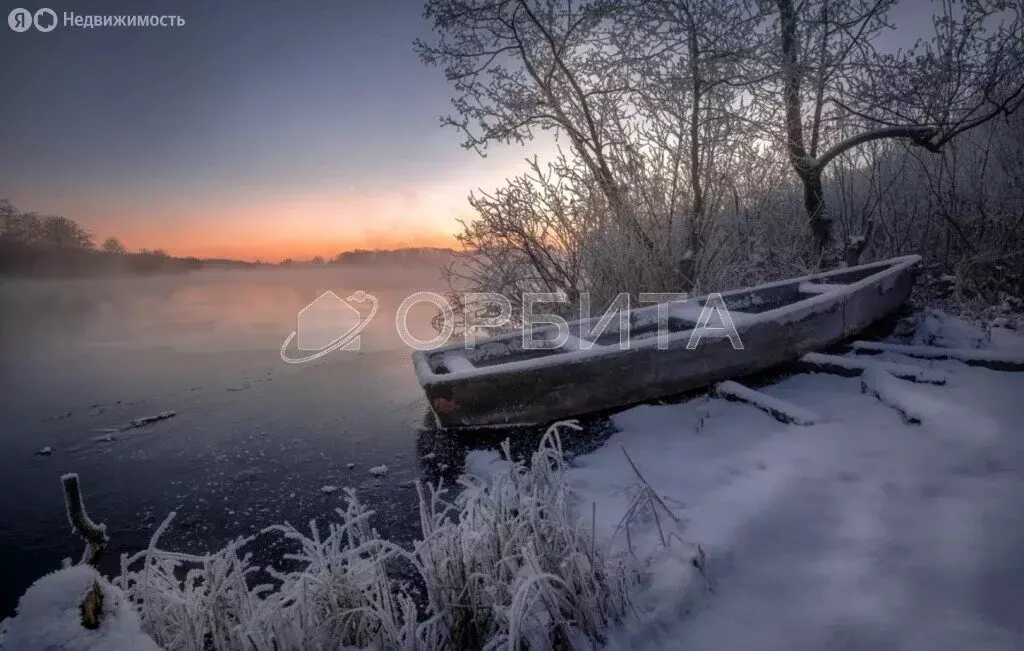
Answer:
top-left (0, 265), bottom-right (524, 615)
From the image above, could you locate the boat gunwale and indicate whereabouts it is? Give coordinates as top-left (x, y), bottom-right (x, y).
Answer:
top-left (413, 254), bottom-right (921, 386)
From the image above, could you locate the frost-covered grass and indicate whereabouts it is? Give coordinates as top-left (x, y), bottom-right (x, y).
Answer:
top-left (412, 425), bottom-right (649, 650)
top-left (79, 422), bottom-right (675, 650)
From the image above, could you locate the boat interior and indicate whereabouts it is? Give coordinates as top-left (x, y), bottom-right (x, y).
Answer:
top-left (425, 257), bottom-right (909, 376)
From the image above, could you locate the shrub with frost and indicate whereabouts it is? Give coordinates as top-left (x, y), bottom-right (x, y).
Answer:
top-left (412, 423), bottom-right (638, 649)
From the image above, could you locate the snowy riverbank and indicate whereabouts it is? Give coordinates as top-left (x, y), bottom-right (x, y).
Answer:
top-left (569, 316), bottom-right (1024, 650)
top-left (3, 312), bottom-right (1023, 650)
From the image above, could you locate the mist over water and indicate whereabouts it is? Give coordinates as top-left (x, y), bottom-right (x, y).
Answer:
top-left (1, 265), bottom-right (447, 355)
top-left (0, 264), bottom-right (465, 616)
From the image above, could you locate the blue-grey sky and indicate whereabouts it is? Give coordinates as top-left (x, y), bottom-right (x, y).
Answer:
top-left (0, 0), bottom-right (538, 258)
top-left (0, 0), bottom-right (936, 259)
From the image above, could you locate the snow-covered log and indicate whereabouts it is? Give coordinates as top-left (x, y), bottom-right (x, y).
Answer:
top-left (860, 368), bottom-right (927, 423)
top-left (798, 352), bottom-right (948, 384)
top-left (851, 341), bottom-right (1024, 371)
top-left (714, 381), bottom-right (821, 425)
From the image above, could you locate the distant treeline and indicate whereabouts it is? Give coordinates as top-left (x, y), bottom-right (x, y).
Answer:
top-left (0, 200), bottom-right (453, 277)
top-left (0, 200), bottom-right (199, 276)
top-left (281, 248), bottom-right (454, 267)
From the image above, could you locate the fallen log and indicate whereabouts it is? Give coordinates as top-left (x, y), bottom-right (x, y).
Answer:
top-left (860, 368), bottom-right (923, 424)
top-left (851, 341), bottom-right (1024, 371)
top-left (715, 381), bottom-right (821, 425)
top-left (798, 352), bottom-right (947, 385)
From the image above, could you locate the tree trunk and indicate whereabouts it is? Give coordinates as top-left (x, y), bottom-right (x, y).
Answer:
top-left (777, 0), bottom-right (833, 264)
top-left (679, 20), bottom-right (703, 292)
top-left (801, 168), bottom-right (832, 254)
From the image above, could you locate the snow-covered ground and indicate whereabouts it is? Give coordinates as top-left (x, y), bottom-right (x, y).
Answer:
top-left (563, 320), bottom-right (1024, 650)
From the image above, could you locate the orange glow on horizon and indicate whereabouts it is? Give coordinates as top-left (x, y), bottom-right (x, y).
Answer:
top-left (89, 213), bottom-right (463, 262)
top-left (25, 186), bottom-right (478, 262)
top-left (162, 230), bottom-right (460, 262)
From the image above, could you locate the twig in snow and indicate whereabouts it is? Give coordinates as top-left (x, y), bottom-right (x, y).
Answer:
top-left (615, 445), bottom-right (683, 553)
top-left (614, 447), bottom-right (712, 595)
top-left (80, 581), bottom-right (103, 629)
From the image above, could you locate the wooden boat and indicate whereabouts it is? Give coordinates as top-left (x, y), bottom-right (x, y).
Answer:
top-left (412, 254), bottom-right (921, 428)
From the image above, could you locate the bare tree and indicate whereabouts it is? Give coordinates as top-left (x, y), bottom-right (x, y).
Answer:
top-left (419, 0), bottom-right (773, 304)
top-left (441, 154), bottom-right (594, 323)
top-left (770, 0), bottom-right (1023, 264)
top-left (609, 0), bottom-right (768, 286)
top-left (416, 0), bottom-right (664, 268)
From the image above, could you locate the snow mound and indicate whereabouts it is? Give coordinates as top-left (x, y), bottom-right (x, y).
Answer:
top-left (1, 565), bottom-right (159, 651)
top-left (463, 448), bottom-right (513, 479)
top-left (367, 464), bottom-right (388, 476)
top-left (911, 309), bottom-right (990, 349)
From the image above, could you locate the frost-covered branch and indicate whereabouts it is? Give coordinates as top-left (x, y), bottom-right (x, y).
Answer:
top-left (61, 473), bottom-right (108, 567)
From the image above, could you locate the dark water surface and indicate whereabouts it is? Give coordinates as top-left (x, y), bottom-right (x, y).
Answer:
top-left (0, 266), bottom-right (602, 616)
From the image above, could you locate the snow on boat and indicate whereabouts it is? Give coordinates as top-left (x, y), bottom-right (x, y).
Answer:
top-left (412, 255), bottom-right (922, 428)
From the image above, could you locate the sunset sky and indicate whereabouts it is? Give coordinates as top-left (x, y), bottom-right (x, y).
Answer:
top-left (0, 0), bottom-right (557, 260)
top-left (1, 0), bottom-right (933, 261)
